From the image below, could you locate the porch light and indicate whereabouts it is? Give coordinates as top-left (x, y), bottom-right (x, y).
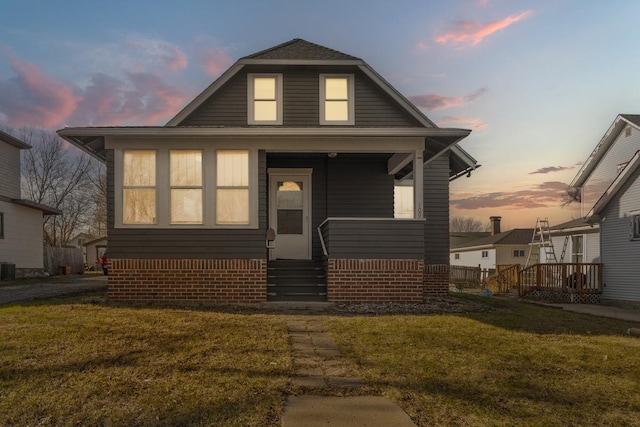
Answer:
top-left (328, 152), bottom-right (338, 158)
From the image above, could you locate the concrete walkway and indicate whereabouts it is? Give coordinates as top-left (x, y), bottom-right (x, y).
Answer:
top-left (543, 302), bottom-right (640, 323)
top-left (282, 318), bottom-right (417, 427)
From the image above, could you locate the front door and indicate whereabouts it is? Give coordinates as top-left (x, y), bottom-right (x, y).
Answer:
top-left (268, 169), bottom-right (312, 260)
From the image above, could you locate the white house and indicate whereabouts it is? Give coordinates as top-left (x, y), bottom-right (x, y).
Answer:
top-left (450, 216), bottom-right (536, 270)
top-left (0, 131), bottom-right (60, 278)
top-left (550, 114), bottom-right (640, 301)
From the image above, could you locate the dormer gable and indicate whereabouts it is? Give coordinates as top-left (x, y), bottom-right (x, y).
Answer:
top-left (167, 38), bottom-right (435, 128)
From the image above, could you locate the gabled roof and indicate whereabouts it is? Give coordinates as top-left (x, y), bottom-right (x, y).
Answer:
top-left (587, 150), bottom-right (640, 221)
top-left (243, 38), bottom-right (359, 61)
top-left (451, 228), bottom-right (534, 250)
top-left (549, 217), bottom-right (599, 235)
top-left (571, 114), bottom-right (640, 188)
top-left (0, 130), bottom-right (30, 149)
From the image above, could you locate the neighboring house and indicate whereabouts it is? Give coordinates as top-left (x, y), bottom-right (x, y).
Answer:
top-left (0, 130), bottom-right (60, 278)
top-left (450, 216), bottom-right (536, 270)
top-left (58, 38), bottom-right (478, 303)
top-left (84, 236), bottom-right (107, 268)
top-left (549, 114), bottom-right (640, 301)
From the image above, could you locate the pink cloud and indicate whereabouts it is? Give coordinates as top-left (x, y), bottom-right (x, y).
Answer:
top-left (436, 10), bottom-right (533, 47)
top-left (198, 47), bottom-right (233, 77)
top-left (417, 41), bottom-right (430, 50)
top-left (437, 116), bottom-right (487, 130)
top-left (410, 88), bottom-right (486, 111)
top-left (451, 181), bottom-right (569, 210)
top-left (70, 72), bottom-right (185, 126)
top-left (0, 56), bottom-right (78, 127)
top-left (164, 46), bottom-right (188, 71)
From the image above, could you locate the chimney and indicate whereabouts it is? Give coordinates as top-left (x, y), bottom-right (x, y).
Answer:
top-left (490, 216), bottom-right (502, 235)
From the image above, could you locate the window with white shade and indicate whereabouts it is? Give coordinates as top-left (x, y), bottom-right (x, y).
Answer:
top-left (216, 150), bottom-right (249, 225)
top-left (170, 150), bottom-right (203, 224)
top-left (320, 74), bottom-right (354, 125)
top-left (248, 74), bottom-right (282, 124)
top-left (123, 150), bottom-right (156, 224)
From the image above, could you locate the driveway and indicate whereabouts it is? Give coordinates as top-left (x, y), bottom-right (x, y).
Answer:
top-left (0, 275), bottom-right (107, 306)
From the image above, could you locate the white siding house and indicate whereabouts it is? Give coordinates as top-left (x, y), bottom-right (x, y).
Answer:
top-left (0, 131), bottom-right (60, 278)
top-left (587, 150), bottom-right (640, 301)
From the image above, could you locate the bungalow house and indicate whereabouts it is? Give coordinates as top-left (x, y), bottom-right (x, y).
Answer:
top-left (450, 216), bottom-right (536, 270)
top-left (0, 130), bottom-right (60, 278)
top-left (57, 38), bottom-right (478, 303)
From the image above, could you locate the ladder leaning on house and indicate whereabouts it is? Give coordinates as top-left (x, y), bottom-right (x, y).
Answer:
top-left (525, 218), bottom-right (558, 268)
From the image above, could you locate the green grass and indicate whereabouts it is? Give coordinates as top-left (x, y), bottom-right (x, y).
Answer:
top-left (0, 296), bottom-right (291, 426)
top-left (328, 295), bottom-right (640, 426)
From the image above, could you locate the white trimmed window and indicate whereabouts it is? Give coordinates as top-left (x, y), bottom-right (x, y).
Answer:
top-left (123, 150), bottom-right (156, 224)
top-left (513, 250), bottom-right (525, 258)
top-left (631, 214), bottom-right (640, 240)
top-left (481, 250), bottom-right (489, 258)
top-left (170, 150), bottom-right (203, 224)
top-left (216, 150), bottom-right (250, 225)
top-left (320, 74), bottom-right (354, 125)
top-left (248, 74), bottom-right (282, 125)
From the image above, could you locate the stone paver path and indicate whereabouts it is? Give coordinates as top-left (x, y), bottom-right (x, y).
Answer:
top-left (287, 319), bottom-right (365, 389)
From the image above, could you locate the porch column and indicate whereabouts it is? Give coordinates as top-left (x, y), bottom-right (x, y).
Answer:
top-left (414, 150), bottom-right (424, 219)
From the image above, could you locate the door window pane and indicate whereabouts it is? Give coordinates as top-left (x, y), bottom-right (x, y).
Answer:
top-left (277, 210), bottom-right (303, 234)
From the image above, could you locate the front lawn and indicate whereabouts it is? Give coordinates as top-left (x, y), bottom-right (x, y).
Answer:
top-left (328, 295), bottom-right (640, 426)
top-left (0, 296), bottom-right (291, 426)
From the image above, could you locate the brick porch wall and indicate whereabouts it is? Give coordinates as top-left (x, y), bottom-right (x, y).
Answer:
top-left (326, 259), bottom-right (425, 303)
top-left (108, 259), bottom-right (267, 304)
top-left (424, 264), bottom-right (450, 297)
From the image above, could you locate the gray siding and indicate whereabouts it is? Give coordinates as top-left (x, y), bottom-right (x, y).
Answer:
top-left (321, 219), bottom-right (424, 259)
top-left (0, 142), bottom-right (21, 198)
top-left (181, 68), bottom-right (420, 127)
top-left (424, 153), bottom-right (450, 264)
top-left (600, 165), bottom-right (640, 301)
top-left (327, 159), bottom-right (394, 218)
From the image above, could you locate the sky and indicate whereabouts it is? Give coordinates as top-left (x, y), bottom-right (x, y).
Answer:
top-left (2, 0), bottom-right (640, 230)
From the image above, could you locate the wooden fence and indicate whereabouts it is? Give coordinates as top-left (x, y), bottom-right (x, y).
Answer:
top-left (43, 246), bottom-right (84, 275)
top-left (450, 265), bottom-right (495, 289)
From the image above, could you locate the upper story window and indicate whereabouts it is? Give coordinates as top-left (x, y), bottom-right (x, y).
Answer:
top-left (123, 150), bottom-right (156, 224)
top-left (248, 74), bottom-right (282, 125)
top-left (170, 150), bottom-right (203, 224)
top-left (320, 74), bottom-right (354, 125)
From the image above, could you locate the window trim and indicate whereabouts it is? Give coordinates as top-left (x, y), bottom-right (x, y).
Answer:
top-left (247, 73), bottom-right (283, 125)
top-left (320, 74), bottom-right (355, 125)
top-left (114, 147), bottom-right (258, 229)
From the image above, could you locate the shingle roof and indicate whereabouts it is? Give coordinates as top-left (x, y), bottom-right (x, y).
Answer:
top-left (243, 38), bottom-right (360, 61)
top-left (451, 228), bottom-right (534, 250)
top-left (0, 130), bottom-right (30, 149)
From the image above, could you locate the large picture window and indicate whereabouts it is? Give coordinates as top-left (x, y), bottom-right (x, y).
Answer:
top-left (248, 74), bottom-right (282, 125)
top-left (320, 74), bottom-right (354, 125)
top-left (123, 150), bottom-right (156, 224)
top-left (170, 150), bottom-right (203, 224)
top-left (216, 150), bottom-right (249, 225)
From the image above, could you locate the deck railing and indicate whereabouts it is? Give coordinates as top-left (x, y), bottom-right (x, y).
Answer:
top-left (486, 264), bottom-right (520, 294)
top-left (518, 263), bottom-right (602, 297)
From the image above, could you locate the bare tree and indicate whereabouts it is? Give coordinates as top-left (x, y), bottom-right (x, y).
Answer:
top-left (17, 127), bottom-right (102, 246)
top-left (450, 216), bottom-right (491, 232)
top-left (561, 186), bottom-right (581, 207)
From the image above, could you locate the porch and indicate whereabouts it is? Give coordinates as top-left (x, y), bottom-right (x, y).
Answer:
top-left (518, 263), bottom-right (603, 303)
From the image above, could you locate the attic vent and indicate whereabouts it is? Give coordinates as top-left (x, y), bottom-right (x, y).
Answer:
top-left (625, 126), bottom-right (632, 137)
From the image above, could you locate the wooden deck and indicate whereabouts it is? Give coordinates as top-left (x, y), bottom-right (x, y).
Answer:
top-left (518, 263), bottom-right (602, 303)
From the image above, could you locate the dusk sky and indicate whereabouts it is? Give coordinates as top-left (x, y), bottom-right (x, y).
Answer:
top-left (2, 0), bottom-right (640, 229)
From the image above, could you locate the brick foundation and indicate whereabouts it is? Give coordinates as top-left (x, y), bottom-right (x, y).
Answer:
top-left (424, 264), bottom-right (450, 297)
top-left (326, 259), bottom-right (425, 303)
top-left (108, 258), bottom-right (267, 304)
